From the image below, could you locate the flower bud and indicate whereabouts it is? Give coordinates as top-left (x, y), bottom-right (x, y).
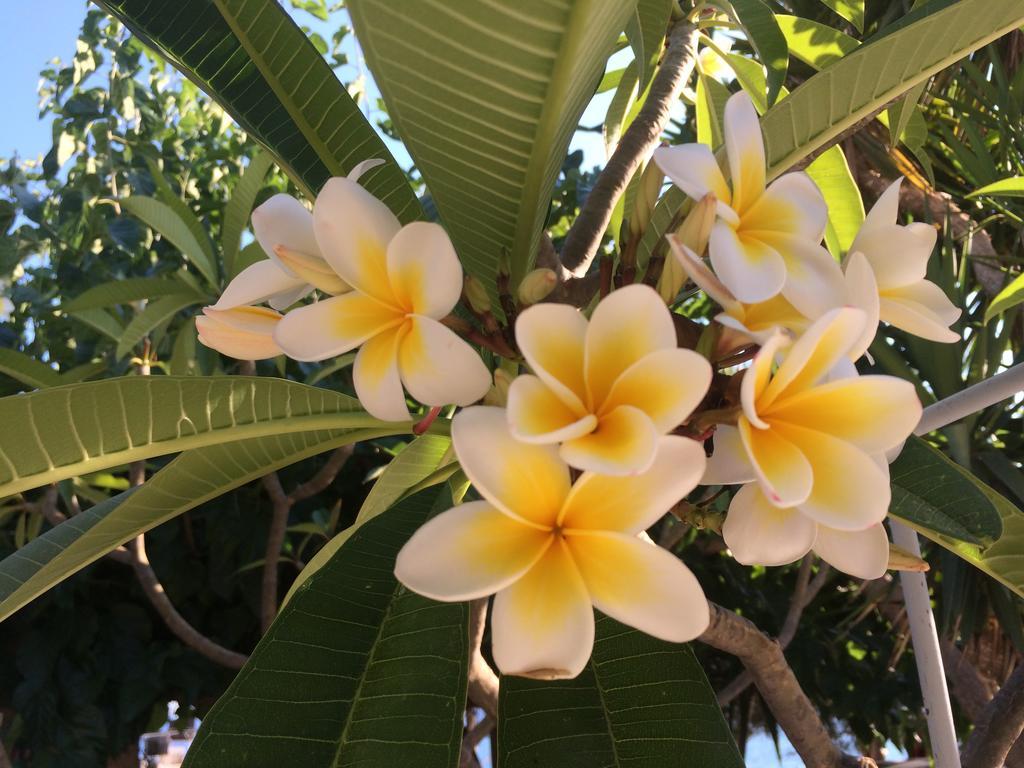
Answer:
top-left (658, 194), bottom-right (717, 301)
top-left (516, 268), bottom-right (557, 306)
top-left (629, 160), bottom-right (665, 239)
top-left (274, 245), bottom-right (349, 295)
top-left (483, 368), bottom-right (513, 407)
top-left (196, 306), bottom-right (283, 360)
top-left (463, 275), bottom-right (491, 314)
top-left (887, 543), bottom-right (930, 572)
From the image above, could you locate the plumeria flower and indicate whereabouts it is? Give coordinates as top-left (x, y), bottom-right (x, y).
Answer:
top-left (272, 176), bottom-right (491, 421)
top-left (722, 482), bottom-right (891, 579)
top-left (395, 407), bottom-right (709, 679)
top-left (846, 178), bottom-right (960, 343)
top-left (196, 305), bottom-right (283, 360)
top-left (703, 307), bottom-right (921, 535)
top-left (506, 284), bottom-right (712, 475)
top-left (654, 91), bottom-right (844, 316)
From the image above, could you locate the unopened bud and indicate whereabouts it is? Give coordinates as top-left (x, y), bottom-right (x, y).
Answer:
top-left (483, 368), bottom-right (513, 407)
top-left (517, 268), bottom-right (557, 306)
top-left (629, 160), bottom-right (665, 239)
top-left (274, 245), bottom-right (349, 295)
top-left (657, 248), bottom-right (686, 302)
top-left (463, 275), bottom-right (491, 314)
top-left (675, 193), bottom-right (717, 256)
top-left (887, 543), bottom-right (930, 572)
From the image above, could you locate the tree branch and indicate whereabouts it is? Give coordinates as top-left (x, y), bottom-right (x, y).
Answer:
top-left (962, 663), bottom-right (1024, 768)
top-left (716, 560), bottom-right (831, 706)
top-left (699, 601), bottom-right (875, 768)
top-left (559, 22), bottom-right (698, 277)
top-left (467, 598), bottom-right (499, 719)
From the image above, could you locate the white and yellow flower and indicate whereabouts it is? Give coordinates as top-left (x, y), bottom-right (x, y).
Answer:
top-left (507, 284), bottom-right (712, 475)
top-left (654, 91), bottom-right (844, 316)
top-left (704, 308), bottom-right (921, 531)
top-left (395, 406), bottom-right (710, 679)
top-left (195, 305), bottom-right (283, 360)
top-left (846, 178), bottom-right (960, 343)
top-left (272, 177), bottom-right (491, 421)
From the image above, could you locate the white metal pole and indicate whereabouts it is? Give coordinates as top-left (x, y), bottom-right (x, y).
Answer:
top-left (894, 361), bottom-right (1024, 768)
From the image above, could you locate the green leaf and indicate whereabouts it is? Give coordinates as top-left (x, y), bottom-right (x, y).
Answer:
top-left (221, 150), bottom-right (275, 278)
top-left (774, 14), bottom-right (859, 69)
top-left (604, 61), bottom-right (639, 156)
top-left (348, 0), bottom-right (634, 289)
top-left (0, 376), bottom-right (409, 498)
top-left (725, 52), bottom-right (770, 113)
top-left (805, 145), bottom-right (864, 257)
top-left (820, 0), bottom-right (865, 32)
top-left (983, 272), bottom-right (1024, 323)
top-left (916, 450), bottom-right (1024, 599)
top-left (115, 294), bottom-right (205, 359)
top-left (283, 433), bottom-right (452, 605)
top-left (887, 81), bottom-right (927, 148)
top-left (499, 614), bottom-right (744, 767)
top-left (120, 196), bottom-right (219, 287)
top-left (730, 0), bottom-right (788, 107)
top-left (183, 488), bottom-right (468, 768)
top-left (627, 0), bottom-right (674, 91)
top-left (63, 276), bottom-right (206, 312)
top-left (0, 350), bottom-right (62, 390)
top-left (231, 240), bottom-right (268, 279)
top-left (95, 0), bottom-right (419, 219)
top-left (968, 176), bottom-right (1024, 199)
top-left (696, 73), bottom-right (730, 148)
top-left (0, 426), bottom-right (397, 623)
top-left (68, 308), bottom-right (124, 341)
top-left (889, 437), bottom-right (1003, 545)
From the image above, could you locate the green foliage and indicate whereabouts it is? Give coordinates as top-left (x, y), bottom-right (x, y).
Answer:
top-left (348, 0), bottom-right (633, 290)
top-left (730, 0), bottom-right (789, 107)
top-left (183, 488), bottom-right (469, 768)
top-left (627, 0), bottom-right (674, 92)
top-left (499, 613), bottom-right (744, 767)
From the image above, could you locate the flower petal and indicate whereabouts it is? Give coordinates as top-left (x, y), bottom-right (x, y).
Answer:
top-left (196, 306), bottom-right (282, 360)
top-left (854, 223), bottom-right (935, 290)
top-left (267, 282), bottom-right (315, 311)
top-left (213, 259), bottom-right (308, 310)
top-left (653, 143), bottom-right (731, 208)
top-left (773, 236), bottom-right (846, 319)
top-left (813, 523), bottom-right (889, 579)
top-left (312, 176), bottom-right (401, 305)
top-left (559, 404), bottom-right (659, 476)
top-left (272, 291), bottom-right (404, 362)
top-left (451, 406), bottom-right (569, 528)
top-left (667, 237), bottom-right (741, 311)
top-left (843, 251), bottom-right (880, 360)
top-left (740, 331), bottom-right (788, 428)
top-left (759, 307), bottom-right (867, 407)
top-left (567, 531), bottom-right (709, 642)
top-left (491, 538), bottom-right (594, 679)
top-left (602, 348), bottom-right (712, 433)
top-left (724, 91), bottom-right (766, 215)
top-left (397, 315), bottom-right (491, 407)
top-left (857, 177), bottom-right (902, 240)
top-left (560, 435), bottom-right (706, 533)
top-left (881, 281), bottom-right (961, 343)
top-left (394, 500), bottom-right (552, 602)
top-left (353, 324), bottom-right (410, 422)
top-left (762, 375), bottom-right (921, 454)
top-left (584, 284), bottom-right (677, 408)
top-left (515, 303), bottom-right (589, 412)
top-left (744, 172), bottom-right (828, 241)
top-left (775, 423), bottom-right (891, 530)
top-left (274, 245), bottom-right (350, 295)
top-left (739, 418), bottom-right (813, 508)
top-left (507, 374), bottom-right (598, 444)
top-left (251, 193), bottom-right (321, 276)
top-left (722, 483), bottom-right (816, 566)
top-left (386, 221), bottom-right (463, 318)
top-left (709, 224), bottom-right (786, 306)
top-left (703, 424), bottom-right (756, 485)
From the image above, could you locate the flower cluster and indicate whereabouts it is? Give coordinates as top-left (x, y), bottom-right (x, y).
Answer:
top-left (198, 90), bottom-right (958, 678)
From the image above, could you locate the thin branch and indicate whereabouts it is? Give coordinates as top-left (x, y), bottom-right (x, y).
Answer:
top-left (716, 560), bottom-right (831, 706)
top-left (260, 472), bottom-right (291, 633)
top-left (962, 663), bottom-right (1024, 768)
top-left (699, 601), bottom-right (875, 768)
top-left (915, 362), bottom-right (1024, 436)
top-left (559, 22), bottom-right (698, 277)
top-left (131, 532), bottom-right (248, 669)
top-left (289, 445), bottom-right (354, 503)
top-left (467, 598), bottom-right (499, 719)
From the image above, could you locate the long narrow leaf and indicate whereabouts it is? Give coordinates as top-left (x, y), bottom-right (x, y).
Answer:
top-left (120, 197), bottom-right (219, 286)
top-left (221, 150), bottom-right (275, 277)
